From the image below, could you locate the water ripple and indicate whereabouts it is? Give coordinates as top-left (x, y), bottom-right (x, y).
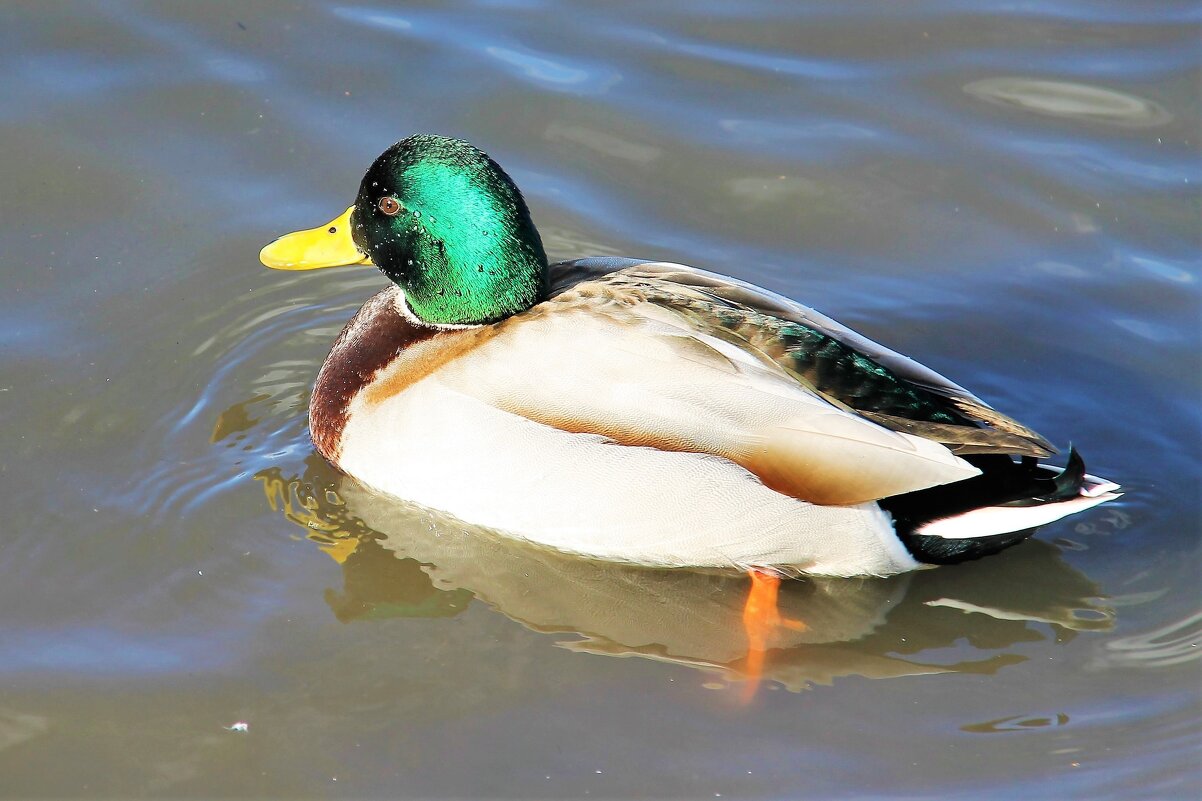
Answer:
top-left (964, 77), bottom-right (1173, 127)
top-left (330, 5), bottom-right (619, 94)
top-left (485, 46), bottom-right (619, 93)
top-left (114, 273), bottom-right (379, 528)
top-left (1095, 610), bottom-right (1202, 668)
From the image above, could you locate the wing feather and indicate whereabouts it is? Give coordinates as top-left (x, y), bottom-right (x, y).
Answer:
top-left (423, 290), bottom-right (980, 505)
top-left (547, 260), bottom-right (1055, 458)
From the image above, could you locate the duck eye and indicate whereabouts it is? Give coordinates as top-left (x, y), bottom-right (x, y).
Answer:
top-left (378, 196), bottom-right (401, 216)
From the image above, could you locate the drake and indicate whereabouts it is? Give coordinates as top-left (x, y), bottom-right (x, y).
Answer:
top-left (259, 134), bottom-right (1119, 659)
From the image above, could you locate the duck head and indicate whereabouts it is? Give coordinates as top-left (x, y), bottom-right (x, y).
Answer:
top-left (260, 135), bottom-right (548, 326)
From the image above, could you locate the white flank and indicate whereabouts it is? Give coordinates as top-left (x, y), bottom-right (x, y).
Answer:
top-left (338, 381), bottom-right (922, 576)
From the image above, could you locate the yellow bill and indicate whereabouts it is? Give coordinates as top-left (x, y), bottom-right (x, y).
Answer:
top-left (259, 205), bottom-right (374, 270)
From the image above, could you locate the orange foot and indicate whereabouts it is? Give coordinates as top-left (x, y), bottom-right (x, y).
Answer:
top-left (740, 570), bottom-right (806, 703)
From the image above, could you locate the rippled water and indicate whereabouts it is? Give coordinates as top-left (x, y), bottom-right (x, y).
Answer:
top-left (2, 1), bottom-right (1199, 797)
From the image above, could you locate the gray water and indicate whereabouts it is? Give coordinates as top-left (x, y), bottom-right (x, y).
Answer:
top-left (1, 1), bottom-right (1199, 798)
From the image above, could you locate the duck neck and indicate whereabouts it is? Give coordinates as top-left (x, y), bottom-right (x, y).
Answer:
top-left (393, 231), bottom-right (548, 326)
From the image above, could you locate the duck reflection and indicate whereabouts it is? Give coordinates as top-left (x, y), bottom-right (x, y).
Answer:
top-left (257, 455), bottom-right (1113, 692)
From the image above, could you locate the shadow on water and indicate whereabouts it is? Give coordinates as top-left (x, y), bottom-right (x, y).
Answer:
top-left (250, 445), bottom-right (1114, 695)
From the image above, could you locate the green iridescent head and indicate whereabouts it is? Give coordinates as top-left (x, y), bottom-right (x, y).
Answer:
top-left (351, 135), bottom-right (548, 325)
top-left (260, 135), bottom-right (549, 326)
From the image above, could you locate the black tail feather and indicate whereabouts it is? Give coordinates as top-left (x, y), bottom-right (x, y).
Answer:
top-left (880, 448), bottom-right (1090, 566)
top-left (1043, 445), bottom-right (1086, 501)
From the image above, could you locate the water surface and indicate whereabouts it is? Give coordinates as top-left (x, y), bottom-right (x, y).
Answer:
top-left (1, 0), bottom-right (1199, 797)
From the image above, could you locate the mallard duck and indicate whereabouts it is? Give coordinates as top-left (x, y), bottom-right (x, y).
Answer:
top-left (259, 134), bottom-right (1118, 658)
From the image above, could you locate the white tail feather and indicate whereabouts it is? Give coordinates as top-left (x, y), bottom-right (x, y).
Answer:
top-left (916, 475), bottom-right (1121, 540)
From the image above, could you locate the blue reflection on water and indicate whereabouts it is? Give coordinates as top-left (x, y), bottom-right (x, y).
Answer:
top-left (0, 629), bottom-right (226, 675)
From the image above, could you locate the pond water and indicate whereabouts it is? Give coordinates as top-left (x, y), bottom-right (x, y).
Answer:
top-left (1, 1), bottom-right (1199, 797)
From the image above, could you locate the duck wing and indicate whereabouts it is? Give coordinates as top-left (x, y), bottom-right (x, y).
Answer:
top-left (550, 259), bottom-right (1054, 458)
top-left (423, 263), bottom-right (983, 506)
